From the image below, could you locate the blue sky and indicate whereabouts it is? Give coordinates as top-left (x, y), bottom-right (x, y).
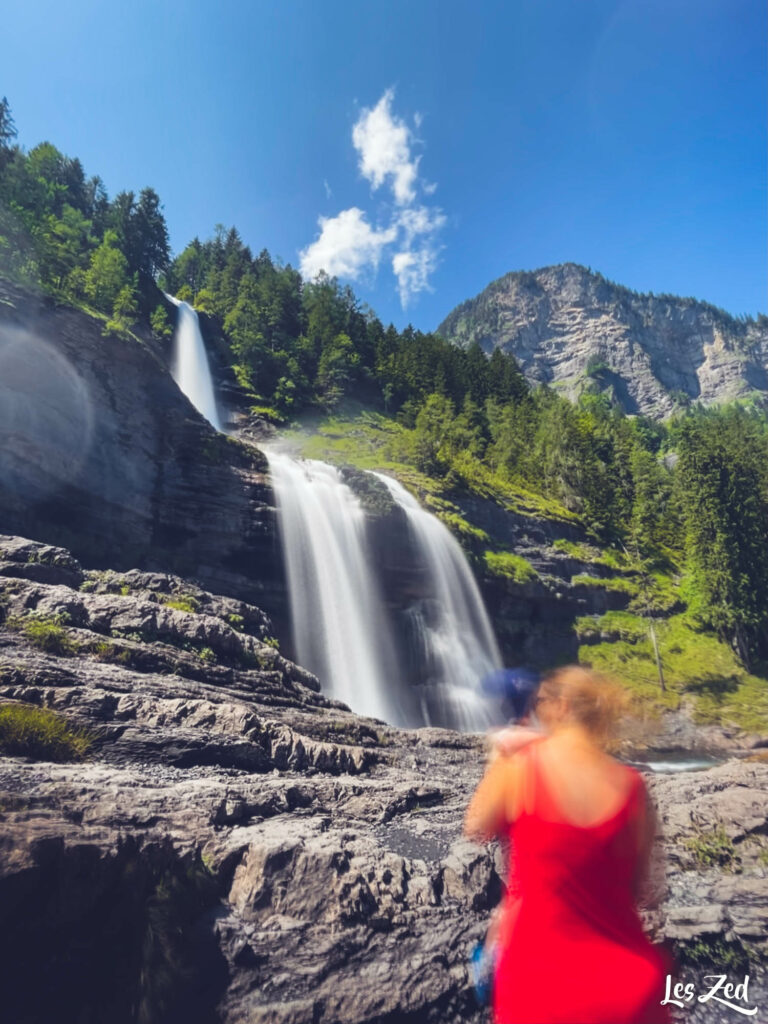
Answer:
top-left (5, 0), bottom-right (766, 329)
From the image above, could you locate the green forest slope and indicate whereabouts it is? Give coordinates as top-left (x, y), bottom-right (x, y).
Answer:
top-left (1, 96), bottom-right (767, 733)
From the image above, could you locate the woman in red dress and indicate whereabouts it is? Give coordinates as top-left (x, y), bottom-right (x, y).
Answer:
top-left (465, 666), bottom-right (672, 1024)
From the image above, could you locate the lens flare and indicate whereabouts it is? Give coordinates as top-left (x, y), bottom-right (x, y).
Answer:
top-left (0, 325), bottom-right (94, 500)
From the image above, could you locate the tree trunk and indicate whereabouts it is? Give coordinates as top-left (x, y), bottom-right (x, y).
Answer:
top-left (649, 621), bottom-right (666, 693)
top-left (735, 625), bottom-right (751, 672)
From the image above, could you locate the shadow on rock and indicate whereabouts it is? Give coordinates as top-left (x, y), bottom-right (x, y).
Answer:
top-left (0, 836), bottom-right (229, 1024)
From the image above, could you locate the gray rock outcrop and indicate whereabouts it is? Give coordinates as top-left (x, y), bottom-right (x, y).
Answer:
top-left (437, 264), bottom-right (768, 417)
top-left (1, 536), bottom-right (766, 1023)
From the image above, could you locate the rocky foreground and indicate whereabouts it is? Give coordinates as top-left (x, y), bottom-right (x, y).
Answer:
top-left (1, 535), bottom-right (767, 1024)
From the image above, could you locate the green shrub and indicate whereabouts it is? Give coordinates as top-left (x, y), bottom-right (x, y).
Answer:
top-left (572, 574), bottom-right (639, 596)
top-left (9, 613), bottom-right (74, 655)
top-left (436, 511), bottom-right (489, 544)
top-left (136, 855), bottom-right (219, 1023)
top-left (585, 356), bottom-right (610, 378)
top-left (150, 304), bottom-right (172, 339)
top-left (484, 550), bottom-right (538, 583)
top-left (575, 611), bottom-right (648, 643)
top-left (685, 825), bottom-right (736, 870)
top-left (249, 403), bottom-right (285, 423)
top-left (552, 538), bottom-right (630, 571)
top-left (161, 595), bottom-right (199, 614)
top-left (0, 703), bottom-right (93, 761)
top-left (198, 646), bottom-right (216, 663)
top-left (579, 612), bottom-right (768, 729)
top-left (87, 641), bottom-right (134, 666)
top-left (676, 938), bottom-right (751, 971)
top-left (231, 363), bottom-right (255, 392)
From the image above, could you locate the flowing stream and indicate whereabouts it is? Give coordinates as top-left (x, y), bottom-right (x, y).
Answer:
top-left (166, 295), bottom-right (223, 432)
top-left (628, 754), bottom-right (723, 773)
top-left (374, 472), bottom-right (502, 730)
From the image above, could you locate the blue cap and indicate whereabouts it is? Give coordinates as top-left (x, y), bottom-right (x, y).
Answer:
top-left (481, 668), bottom-right (540, 720)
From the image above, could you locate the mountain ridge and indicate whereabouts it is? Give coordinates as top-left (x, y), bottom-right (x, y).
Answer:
top-left (437, 263), bottom-right (768, 418)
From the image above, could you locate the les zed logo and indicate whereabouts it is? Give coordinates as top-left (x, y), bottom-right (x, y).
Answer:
top-left (662, 975), bottom-right (757, 1016)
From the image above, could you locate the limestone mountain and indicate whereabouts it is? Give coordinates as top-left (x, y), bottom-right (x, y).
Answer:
top-left (437, 263), bottom-right (768, 418)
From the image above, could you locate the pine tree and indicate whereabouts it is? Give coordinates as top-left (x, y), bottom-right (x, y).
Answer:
top-left (676, 409), bottom-right (768, 666)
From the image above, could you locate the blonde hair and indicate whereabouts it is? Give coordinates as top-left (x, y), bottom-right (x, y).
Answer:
top-left (536, 666), bottom-right (628, 748)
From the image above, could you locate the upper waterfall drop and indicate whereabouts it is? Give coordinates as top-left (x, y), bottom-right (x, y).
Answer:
top-left (373, 473), bottom-right (502, 731)
top-left (165, 295), bottom-right (223, 432)
top-left (265, 450), bottom-right (403, 725)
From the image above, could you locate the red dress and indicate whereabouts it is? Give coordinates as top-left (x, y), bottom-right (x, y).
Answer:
top-left (493, 743), bottom-right (672, 1024)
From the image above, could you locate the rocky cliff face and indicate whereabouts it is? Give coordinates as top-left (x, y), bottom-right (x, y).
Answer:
top-left (0, 280), bottom-right (640, 689)
top-left (1, 536), bottom-right (766, 1023)
top-left (437, 264), bottom-right (768, 417)
top-left (0, 279), bottom-right (286, 618)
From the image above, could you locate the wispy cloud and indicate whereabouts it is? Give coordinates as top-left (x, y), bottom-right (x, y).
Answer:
top-left (299, 88), bottom-right (446, 308)
top-left (392, 248), bottom-right (439, 308)
top-left (391, 205), bottom-right (446, 307)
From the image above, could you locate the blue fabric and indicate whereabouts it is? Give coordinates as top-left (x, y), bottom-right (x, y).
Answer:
top-left (470, 940), bottom-right (496, 1006)
top-left (480, 668), bottom-right (539, 720)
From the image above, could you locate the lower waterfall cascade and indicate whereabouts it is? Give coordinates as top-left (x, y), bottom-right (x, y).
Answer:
top-left (373, 472), bottom-right (502, 730)
top-left (264, 450), bottom-right (402, 724)
top-left (266, 448), bottom-right (502, 729)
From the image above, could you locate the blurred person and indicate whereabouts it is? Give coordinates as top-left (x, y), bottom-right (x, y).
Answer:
top-left (465, 666), bottom-right (672, 1024)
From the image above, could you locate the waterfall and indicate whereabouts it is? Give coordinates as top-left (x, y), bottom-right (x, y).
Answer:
top-left (373, 473), bottom-right (501, 731)
top-left (265, 450), bottom-right (402, 724)
top-left (165, 295), bottom-right (223, 432)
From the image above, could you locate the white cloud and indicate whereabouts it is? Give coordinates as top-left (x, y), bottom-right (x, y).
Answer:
top-left (300, 89), bottom-right (447, 308)
top-left (323, 179), bottom-right (332, 199)
top-left (392, 245), bottom-right (441, 308)
top-left (397, 205), bottom-right (447, 244)
top-left (352, 88), bottom-right (419, 206)
top-left (390, 205), bottom-right (446, 306)
top-left (299, 207), bottom-right (397, 282)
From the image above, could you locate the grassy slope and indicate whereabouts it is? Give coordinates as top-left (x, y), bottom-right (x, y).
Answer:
top-left (282, 409), bottom-right (768, 734)
top-left (289, 409), bottom-right (576, 527)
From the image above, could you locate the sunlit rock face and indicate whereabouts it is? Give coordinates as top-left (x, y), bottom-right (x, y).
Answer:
top-left (0, 280), bottom-right (283, 613)
top-left (438, 263), bottom-right (768, 417)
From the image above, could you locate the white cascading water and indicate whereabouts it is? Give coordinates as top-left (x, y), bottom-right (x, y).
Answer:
top-left (374, 473), bottom-right (502, 730)
top-left (165, 294), bottom-right (223, 432)
top-left (265, 450), bottom-right (402, 724)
